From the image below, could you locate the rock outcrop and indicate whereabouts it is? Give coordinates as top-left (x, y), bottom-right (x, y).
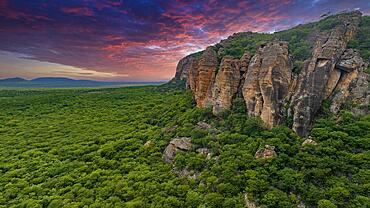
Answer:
top-left (163, 137), bottom-right (192, 164)
top-left (197, 121), bottom-right (212, 130)
top-left (212, 56), bottom-right (241, 114)
top-left (192, 47), bottom-right (218, 107)
top-left (187, 58), bottom-right (199, 92)
top-left (196, 148), bottom-right (212, 159)
top-left (242, 41), bottom-right (293, 128)
top-left (175, 168), bottom-right (200, 179)
top-left (291, 12), bottom-right (362, 137)
top-left (175, 55), bottom-right (196, 80)
top-left (238, 52), bottom-right (251, 96)
top-left (329, 49), bottom-right (369, 114)
top-left (302, 138), bottom-right (317, 146)
top-left (244, 193), bottom-right (260, 208)
top-left (174, 11), bottom-right (368, 137)
top-left (255, 145), bottom-right (277, 159)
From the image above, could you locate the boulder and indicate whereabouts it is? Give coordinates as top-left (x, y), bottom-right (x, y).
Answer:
top-left (196, 148), bottom-right (211, 159)
top-left (302, 138), bottom-right (317, 146)
top-left (176, 168), bottom-right (200, 180)
top-left (197, 121), bottom-right (212, 130)
top-left (336, 49), bottom-right (365, 72)
top-left (163, 137), bottom-right (192, 164)
top-left (255, 145), bottom-right (277, 159)
top-left (242, 41), bottom-right (293, 128)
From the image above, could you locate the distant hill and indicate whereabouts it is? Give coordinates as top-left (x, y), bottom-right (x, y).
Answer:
top-left (0, 77), bottom-right (163, 88)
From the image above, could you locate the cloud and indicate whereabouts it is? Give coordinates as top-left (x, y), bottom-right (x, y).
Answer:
top-left (61, 7), bottom-right (94, 16)
top-left (0, 0), bottom-right (369, 81)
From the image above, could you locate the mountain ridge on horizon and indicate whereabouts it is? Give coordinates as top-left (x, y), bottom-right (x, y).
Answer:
top-left (0, 76), bottom-right (164, 88)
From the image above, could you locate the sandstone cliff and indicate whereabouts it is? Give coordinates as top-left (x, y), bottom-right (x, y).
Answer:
top-left (291, 11), bottom-right (362, 136)
top-left (173, 11), bottom-right (368, 137)
top-left (212, 55), bottom-right (241, 115)
top-left (191, 47), bottom-right (218, 107)
top-left (242, 41), bottom-right (292, 128)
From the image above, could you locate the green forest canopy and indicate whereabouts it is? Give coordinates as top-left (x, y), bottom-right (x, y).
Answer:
top-left (0, 86), bottom-right (369, 207)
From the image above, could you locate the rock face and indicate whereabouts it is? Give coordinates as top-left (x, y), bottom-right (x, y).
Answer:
top-left (242, 41), bottom-right (293, 128)
top-left (174, 11), bottom-right (367, 137)
top-left (163, 137), bottom-right (192, 164)
top-left (237, 52), bottom-right (251, 96)
top-left (193, 47), bottom-right (218, 107)
top-left (175, 55), bottom-right (196, 80)
top-left (291, 12), bottom-right (362, 137)
top-left (255, 145), bottom-right (277, 159)
top-left (329, 49), bottom-right (369, 114)
top-left (187, 58), bottom-right (199, 92)
top-left (212, 56), bottom-right (241, 114)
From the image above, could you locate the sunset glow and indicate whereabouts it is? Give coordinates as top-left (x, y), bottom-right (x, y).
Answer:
top-left (0, 0), bottom-right (369, 81)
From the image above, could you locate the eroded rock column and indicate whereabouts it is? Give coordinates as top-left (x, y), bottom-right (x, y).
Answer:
top-left (212, 55), bottom-right (241, 115)
top-left (242, 41), bottom-right (293, 128)
top-left (193, 47), bottom-right (218, 107)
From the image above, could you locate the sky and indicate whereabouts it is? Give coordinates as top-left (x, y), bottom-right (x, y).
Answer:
top-left (0, 0), bottom-right (369, 82)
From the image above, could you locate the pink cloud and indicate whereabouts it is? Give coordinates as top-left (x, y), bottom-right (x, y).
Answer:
top-left (61, 7), bottom-right (94, 16)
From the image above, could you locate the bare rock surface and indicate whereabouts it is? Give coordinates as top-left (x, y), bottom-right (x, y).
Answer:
top-left (193, 47), bottom-right (218, 107)
top-left (197, 121), bottom-right (212, 130)
top-left (244, 193), bottom-right (260, 208)
top-left (329, 49), bottom-right (369, 114)
top-left (255, 145), bottom-right (277, 159)
top-left (196, 148), bottom-right (212, 159)
top-left (242, 41), bottom-right (293, 128)
top-left (175, 55), bottom-right (197, 80)
top-left (212, 55), bottom-right (241, 114)
top-left (163, 137), bottom-right (192, 164)
top-left (302, 138), bottom-right (317, 146)
top-left (292, 12), bottom-right (362, 137)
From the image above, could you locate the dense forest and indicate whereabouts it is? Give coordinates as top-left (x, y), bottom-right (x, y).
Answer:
top-left (0, 85), bottom-right (369, 207)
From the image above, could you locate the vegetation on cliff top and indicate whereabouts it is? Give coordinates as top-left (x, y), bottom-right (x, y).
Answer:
top-left (0, 86), bottom-right (369, 207)
top-left (348, 15), bottom-right (370, 73)
top-left (189, 12), bottom-right (369, 74)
